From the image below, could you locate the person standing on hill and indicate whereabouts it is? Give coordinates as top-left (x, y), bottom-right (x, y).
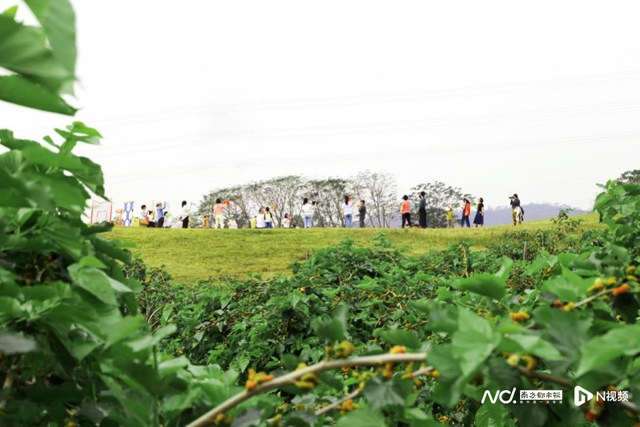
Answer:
top-left (401, 195), bottom-right (412, 228)
top-left (418, 191), bottom-right (427, 228)
top-left (510, 193), bottom-right (521, 226)
top-left (473, 197), bottom-right (484, 227)
top-left (460, 199), bottom-right (471, 228)
top-left (156, 202), bottom-right (166, 228)
top-left (446, 207), bottom-right (454, 228)
top-left (213, 198), bottom-right (226, 229)
top-left (264, 207), bottom-right (274, 228)
top-left (256, 208), bottom-right (266, 229)
top-left (301, 198), bottom-right (314, 228)
top-left (179, 201), bottom-right (193, 229)
top-left (343, 196), bottom-right (354, 228)
top-left (358, 200), bottom-right (367, 228)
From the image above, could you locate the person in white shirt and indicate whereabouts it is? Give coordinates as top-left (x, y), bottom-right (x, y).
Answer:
top-left (139, 204), bottom-right (149, 220)
top-left (301, 198), bottom-right (315, 228)
top-left (283, 213), bottom-right (291, 228)
top-left (342, 196), bottom-right (354, 228)
top-left (179, 201), bottom-right (194, 229)
top-left (256, 208), bottom-right (266, 229)
top-left (227, 217), bottom-right (238, 229)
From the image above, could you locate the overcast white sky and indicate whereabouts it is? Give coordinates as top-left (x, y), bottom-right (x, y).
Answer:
top-left (3, 0), bottom-right (640, 216)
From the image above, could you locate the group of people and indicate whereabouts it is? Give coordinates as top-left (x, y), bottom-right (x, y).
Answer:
top-left (136, 193), bottom-right (524, 229)
top-left (247, 196), bottom-right (367, 229)
top-left (458, 197), bottom-right (485, 228)
top-left (139, 201), bottom-right (195, 229)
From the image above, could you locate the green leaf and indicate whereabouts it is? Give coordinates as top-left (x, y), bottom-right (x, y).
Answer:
top-left (540, 277), bottom-right (580, 302)
top-left (451, 309), bottom-right (500, 376)
top-left (69, 265), bottom-right (123, 305)
top-left (336, 409), bottom-right (386, 427)
top-left (158, 356), bottom-right (190, 377)
top-left (162, 387), bottom-right (201, 421)
top-left (576, 324), bottom-right (640, 377)
top-left (285, 411), bottom-right (318, 427)
top-left (21, 145), bottom-right (105, 197)
top-left (362, 376), bottom-right (409, 410)
top-left (105, 316), bottom-right (148, 348)
top-left (451, 258), bottom-right (511, 300)
top-left (451, 274), bottom-right (506, 300)
top-left (476, 403), bottom-right (508, 427)
top-left (2, 5), bottom-right (18, 18)
top-left (312, 305), bottom-right (347, 343)
top-left (0, 15), bottom-right (72, 92)
top-left (79, 256), bottom-right (107, 269)
top-left (499, 334), bottom-right (565, 361)
top-left (379, 329), bottom-right (421, 349)
top-left (0, 296), bottom-right (24, 321)
top-left (428, 346), bottom-right (467, 407)
top-left (410, 300), bottom-right (458, 334)
top-left (24, 0), bottom-right (77, 78)
top-left (0, 75), bottom-right (76, 115)
top-left (0, 332), bottom-right (39, 354)
top-left (230, 407), bottom-right (264, 427)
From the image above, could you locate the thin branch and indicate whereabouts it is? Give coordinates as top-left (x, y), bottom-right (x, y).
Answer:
top-left (574, 288), bottom-right (614, 308)
top-left (315, 389), bottom-right (360, 417)
top-left (315, 365), bottom-right (434, 416)
top-left (185, 353), bottom-right (426, 427)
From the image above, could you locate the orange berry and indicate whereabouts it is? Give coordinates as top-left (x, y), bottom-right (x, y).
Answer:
top-left (613, 284), bottom-right (630, 296)
top-left (586, 411), bottom-right (598, 421)
top-left (389, 346), bottom-right (406, 354)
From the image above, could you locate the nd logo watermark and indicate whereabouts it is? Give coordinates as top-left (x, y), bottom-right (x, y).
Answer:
top-left (574, 386), bottom-right (593, 406)
top-left (481, 386), bottom-right (627, 406)
top-left (481, 388), bottom-right (518, 404)
top-left (482, 389), bottom-right (562, 404)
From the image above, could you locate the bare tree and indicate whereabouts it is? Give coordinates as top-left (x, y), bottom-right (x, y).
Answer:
top-left (410, 181), bottom-right (473, 228)
top-left (353, 171), bottom-right (397, 228)
top-left (307, 178), bottom-right (351, 227)
top-left (260, 176), bottom-right (305, 227)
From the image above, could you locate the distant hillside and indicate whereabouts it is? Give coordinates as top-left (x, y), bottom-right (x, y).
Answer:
top-left (483, 203), bottom-right (590, 226)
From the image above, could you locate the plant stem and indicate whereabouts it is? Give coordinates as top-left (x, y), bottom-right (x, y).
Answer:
top-left (574, 288), bottom-right (614, 308)
top-left (185, 353), bottom-right (426, 427)
top-left (315, 365), bottom-right (434, 416)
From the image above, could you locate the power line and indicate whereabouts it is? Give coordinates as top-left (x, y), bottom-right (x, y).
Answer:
top-left (107, 131), bottom-right (640, 184)
top-left (14, 69), bottom-right (640, 134)
top-left (83, 99), bottom-right (640, 158)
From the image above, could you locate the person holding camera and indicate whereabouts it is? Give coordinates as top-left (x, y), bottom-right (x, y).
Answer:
top-left (179, 201), bottom-right (194, 229)
top-left (510, 193), bottom-right (521, 226)
top-left (301, 198), bottom-right (315, 228)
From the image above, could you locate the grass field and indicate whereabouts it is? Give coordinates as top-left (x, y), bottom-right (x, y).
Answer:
top-left (104, 213), bottom-right (602, 284)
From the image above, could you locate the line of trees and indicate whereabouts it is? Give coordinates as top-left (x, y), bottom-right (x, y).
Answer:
top-left (198, 173), bottom-right (472, 229)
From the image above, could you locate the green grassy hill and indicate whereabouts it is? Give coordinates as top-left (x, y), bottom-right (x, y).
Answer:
top-left (104, 213), bottom-right (601, 284)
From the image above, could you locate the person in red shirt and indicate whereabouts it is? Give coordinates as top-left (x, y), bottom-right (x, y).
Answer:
top-left (461, 198), bottom-right (471, 228)
top-left (400, 195), bottom-right (412, 228)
